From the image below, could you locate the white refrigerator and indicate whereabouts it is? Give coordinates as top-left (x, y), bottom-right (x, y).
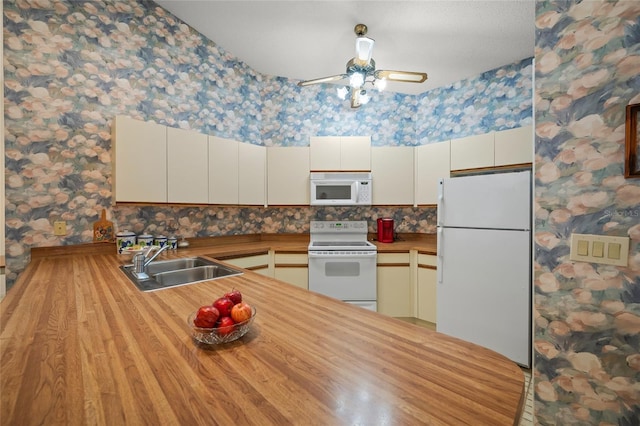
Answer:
top-left (436, 171), bottom-right (531, 367)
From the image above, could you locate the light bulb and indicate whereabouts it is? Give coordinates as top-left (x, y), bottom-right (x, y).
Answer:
top-left (349, 72), bottom-right (364, 88)
top-left (374, 78), bottom-right (387, 92)
top-left (336, 86), bottom-right (349, 100)
top-left (359, 90), bottom-right (370, 104)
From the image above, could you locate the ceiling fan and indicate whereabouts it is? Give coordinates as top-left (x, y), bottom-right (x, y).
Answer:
top-left (298, 24), bottom-right (428, 108)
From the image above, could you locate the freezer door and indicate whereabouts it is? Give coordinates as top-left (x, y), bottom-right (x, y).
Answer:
top-left (437, 227), bottom-right (531, 367)
top-left (437, 171), bottom-right (531, 230)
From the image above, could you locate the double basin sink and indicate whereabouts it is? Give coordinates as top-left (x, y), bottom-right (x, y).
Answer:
top-left (120, 256), bottom-right (243, 292)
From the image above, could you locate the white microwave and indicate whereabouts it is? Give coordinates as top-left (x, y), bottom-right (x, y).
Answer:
top-left (310, 172), bottom-right (372, 206)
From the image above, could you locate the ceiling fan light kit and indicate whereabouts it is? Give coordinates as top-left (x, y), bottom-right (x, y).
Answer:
top-left (298, 24), bottom-right (428, 108)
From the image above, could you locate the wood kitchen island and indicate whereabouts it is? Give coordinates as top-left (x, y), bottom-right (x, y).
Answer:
top-left (1, 242), bottom-right (524, 425)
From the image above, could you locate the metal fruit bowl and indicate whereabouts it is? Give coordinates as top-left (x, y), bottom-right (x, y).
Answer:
top-left (187, 306), bottom-right (256, 345)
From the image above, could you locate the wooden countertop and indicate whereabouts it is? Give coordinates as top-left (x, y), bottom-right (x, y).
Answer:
top-left (1, 235), bottom-right (523, 425)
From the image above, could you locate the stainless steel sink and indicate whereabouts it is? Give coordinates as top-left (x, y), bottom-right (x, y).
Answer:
top-left (120, 257), bottom-right (243, 292)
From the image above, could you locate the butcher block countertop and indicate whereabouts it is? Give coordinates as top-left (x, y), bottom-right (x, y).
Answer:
top-left (1, 235), bottom-right (523, 425)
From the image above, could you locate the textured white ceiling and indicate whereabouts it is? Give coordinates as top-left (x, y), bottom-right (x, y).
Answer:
top-left (155, 0), bottom-right (535, 95)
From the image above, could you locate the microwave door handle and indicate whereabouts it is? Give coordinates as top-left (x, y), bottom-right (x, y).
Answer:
top-left (354, 181), bottom-right (360, 203)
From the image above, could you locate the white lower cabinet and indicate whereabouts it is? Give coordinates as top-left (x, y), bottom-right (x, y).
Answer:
top-left (376, 252), bottom-right (412, 317)
top-left (417, 253), bottom-right (437, 323)
top-left (273, 252), bottom-right (308, 290)
top-left (219, 251), bottom-right (272, 277)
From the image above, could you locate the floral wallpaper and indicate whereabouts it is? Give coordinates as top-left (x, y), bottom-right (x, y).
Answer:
top-left (2, 0), bottom-right (532, 291)
top-left (534, 1), bottom-right (640, 424)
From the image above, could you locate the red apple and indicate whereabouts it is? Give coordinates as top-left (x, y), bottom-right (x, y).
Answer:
top-left (224, 289), bottom-right (242, 305)
top-left (212, 297), bottom-right (234, 317)
top-left (216, 316), bottom-right (235, 335)
top-left (230, 302), bottom-right (252, 324)
top-left (193, 305), bottom-right (219, 328)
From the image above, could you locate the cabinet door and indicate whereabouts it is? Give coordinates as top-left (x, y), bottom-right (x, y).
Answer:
top-left (267, 147), bottom-right (310, 205)
top-left (167, 127), bottom-right (208, 204)
top-left (340, 136), bottom-right (371, 171)
top-left (274, 253), bottom-right (308, 290)
top-left (415, 141), bottom-right (450, 205)
top-left (274, 267), bottom-right (309, 290)
top-left (209, 136), bottom-right (239, 204)
top-left (371, 146), bottom-right (414, 205)
top-left (113, 115), bottom-right (167, 203)
top-left (376, 253), bottom-right (412, 317)
top-left (309, 136), bottom-right (341, 170)
top-left (238, 143), bottom-right (266, 205)
top-left (450, 133), bottom-right (494, 171)
top-left (417, 254), bottom-right (437, 323)
top-left (494, 125), bottom-right (533, 166)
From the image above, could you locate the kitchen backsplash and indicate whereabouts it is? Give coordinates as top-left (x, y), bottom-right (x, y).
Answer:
top-left (114, 205), bottom-right (437, 239)
top-left (2, 0), bottom-right (531, 286)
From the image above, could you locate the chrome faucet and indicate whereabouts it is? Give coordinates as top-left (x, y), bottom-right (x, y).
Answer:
top-left (132, 244), bottom-right (171, 279)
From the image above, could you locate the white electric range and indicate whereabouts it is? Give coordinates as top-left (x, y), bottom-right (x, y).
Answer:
top-left (308, 221), bottom-right (377, 311)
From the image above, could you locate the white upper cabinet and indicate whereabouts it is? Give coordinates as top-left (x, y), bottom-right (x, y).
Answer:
top-left (371, 146), bottom-right (414, 205)
top-left (340, 136), bottom-right (371, 171)
top-left (415, 141), bottom-right (451, 205)
top-left (310, 136), bottom-right (371, 171)
top-left (309, 136), bottom-right (341, 170)
top-left (209, 136), bottom-right (239, 205)
top-left (450, 133), bottom-right (495, 171)
top-left (267, 147), bottom-right (310, 205)
top-left (238, 142), bottom-right (266, 206)
top-left (450, 126), bottom-right (533, 171)
top-left (167, 127), bottom-right (208, 204)
top-left (494, 125), bottom-right (533, 166)
top-left (113, 115), bottom-right (167, 203)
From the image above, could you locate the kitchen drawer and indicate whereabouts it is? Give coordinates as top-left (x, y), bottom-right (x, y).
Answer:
top-left (274, 253), bottom-right (308, 265)
top-left (218, 252), bottom-right (270, 270)
top-left (418, 253), bottom-right (437, 267)
top-left (377, 252), bottom-right (410, 265)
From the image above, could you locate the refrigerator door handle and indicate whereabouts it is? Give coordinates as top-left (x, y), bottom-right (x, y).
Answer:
top-left (437, 227), bottom-right (443, 284)
top-left (437, 179), bottom-right (444, 227)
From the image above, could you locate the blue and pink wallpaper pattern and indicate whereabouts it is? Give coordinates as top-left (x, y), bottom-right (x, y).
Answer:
top-left (3, 0), bottom-right (533, 286)
top-left (534, 1), bottom-right (640, 424)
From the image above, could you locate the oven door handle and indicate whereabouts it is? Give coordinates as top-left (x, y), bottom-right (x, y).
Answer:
top-left (308, 251), bottom-right (377, 259)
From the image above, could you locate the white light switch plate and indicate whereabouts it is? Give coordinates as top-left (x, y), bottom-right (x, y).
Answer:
top-left (569, 233), bottom-right (629, 266)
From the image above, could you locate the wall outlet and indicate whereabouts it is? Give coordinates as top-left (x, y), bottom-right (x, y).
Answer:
top-left (569, 233), bottom-right (629, 266)
top-left (53, 221), bottom-right (67, 236)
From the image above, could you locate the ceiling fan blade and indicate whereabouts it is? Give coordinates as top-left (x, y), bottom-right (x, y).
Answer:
top-left (298, 74), bottom-right (348, 87)
top-left (375, 70), bottom-right (428, 83)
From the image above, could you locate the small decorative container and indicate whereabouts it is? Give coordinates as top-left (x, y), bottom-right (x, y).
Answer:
top-left (116, 231), bottom-right (136, 254)
top-left (154, 235), bottom-right (168, 248)
top-left (137, 234), bottom-right (154, 247)
top-left (168, 236), bottom-right (178, 250)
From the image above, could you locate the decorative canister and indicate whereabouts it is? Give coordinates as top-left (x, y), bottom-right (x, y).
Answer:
top-left (137, 234), bottom-right (154, 247)
top-left (154, 235), bottom-right (168, 248)
top-left (168, 236), bottom-right (178, 250)
top-left (116, 230), bottom-right (136, 254)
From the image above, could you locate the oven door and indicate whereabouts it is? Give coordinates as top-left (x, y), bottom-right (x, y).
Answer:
top-left (308, 251), bottom-right (377, 301)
